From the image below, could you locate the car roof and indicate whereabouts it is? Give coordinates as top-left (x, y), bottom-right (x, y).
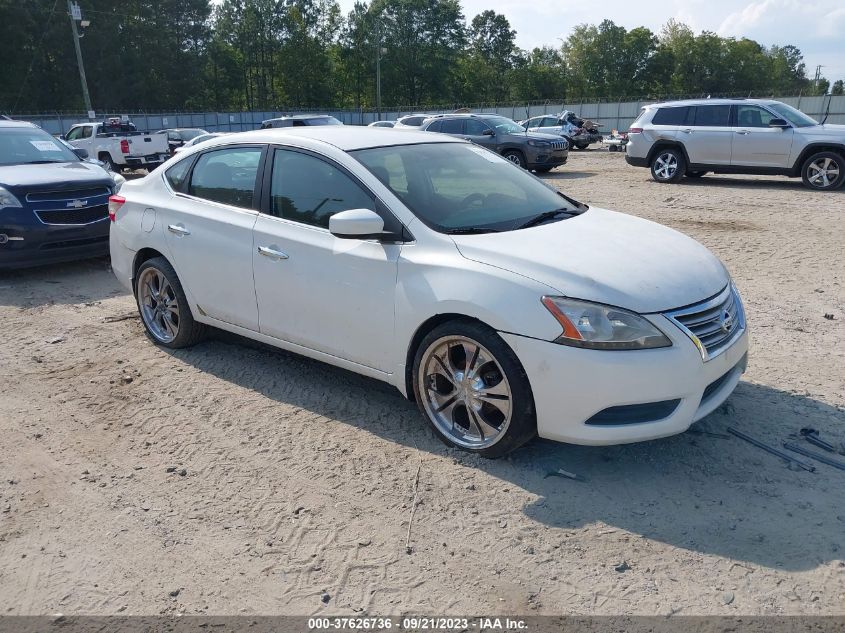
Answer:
top-left (264, 114), bottom-right (336, 121)
top-left (0, 120), bottom-right (39, 129)
top-left (197, 126), bottom-right (464, 151)
top-left (650, 98), bottom-right (782, 108)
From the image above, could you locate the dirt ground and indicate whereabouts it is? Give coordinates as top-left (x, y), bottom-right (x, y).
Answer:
top-left (1, 150), bottom-right (844, 617)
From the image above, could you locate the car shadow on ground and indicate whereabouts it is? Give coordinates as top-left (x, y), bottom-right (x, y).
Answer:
top-left (539, 170), bottom-right (598, 180)
top-left (168, 329), bottom-right (845, 573)
top-left (0, 256), bottom-right (122, 307)
top-left (677, 175), bottom-right (844, 192)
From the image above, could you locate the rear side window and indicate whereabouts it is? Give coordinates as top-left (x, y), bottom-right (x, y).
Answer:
top-left (402, 116), bottom-right (425, 126)
top-left (440, 119), bottom-right (463, 134)
top-left (189, 147), bottom-right (262, 208)
top-left (693, 105), bottom-right (731, 127)
top-left (165, 159), bottom-right (192, 190)
top-left (652, 107), bottom-right (689, 126)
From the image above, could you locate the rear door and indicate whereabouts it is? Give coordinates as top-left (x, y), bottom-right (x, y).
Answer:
top-left (730, 104), bottom-right (794, 168)
top-left (680, 105), bottom-right (733, 165)
top-left (160, 145), bottom-right (265, 330)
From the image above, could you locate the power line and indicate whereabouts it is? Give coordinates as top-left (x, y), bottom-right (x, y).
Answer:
top-left (11, 0), bottom-right (62, 112)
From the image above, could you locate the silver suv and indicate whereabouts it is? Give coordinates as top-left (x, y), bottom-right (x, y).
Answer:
top-left (625, 98), bottom-right (845, 191)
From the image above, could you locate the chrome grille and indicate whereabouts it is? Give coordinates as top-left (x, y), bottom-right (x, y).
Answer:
top-left (550, 141), bottom-right (567, 150)
top-left (664, 284), bottom-right (745, 361)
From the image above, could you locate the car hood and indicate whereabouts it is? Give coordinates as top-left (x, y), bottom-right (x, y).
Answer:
top-left (451, 207), bottom-right (729, 314)
top-left (0, 161), bottom-right (114, 195)
top-left (518, 131), bottom-right (564, 141)
top-left (804, 123), bottom-right (845, 136)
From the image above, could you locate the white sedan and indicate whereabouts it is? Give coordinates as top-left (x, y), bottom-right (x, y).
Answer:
top-left (108, 127), bottom-right (748, 457)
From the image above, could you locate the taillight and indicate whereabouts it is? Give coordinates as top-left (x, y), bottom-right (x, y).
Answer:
top-left (108, 195), bottom-right (126, 222)
top-left (120, 139), bottom-right (130, 154)
top-left (628, 127), bottom-right (643, 134)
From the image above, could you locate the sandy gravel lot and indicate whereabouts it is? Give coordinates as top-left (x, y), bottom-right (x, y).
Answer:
top-left (1, 151), bottom-right (843, 616)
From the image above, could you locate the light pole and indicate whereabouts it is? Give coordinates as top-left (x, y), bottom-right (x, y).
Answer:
top-left (375, 22), bottom-right (383, 120)
top-left (68, 0), bottom-right (93, 117)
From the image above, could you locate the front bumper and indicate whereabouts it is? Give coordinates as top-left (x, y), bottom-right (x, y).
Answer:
top-left (501, 316), bottom-right (749, 445)
top-left (0, 208), bottom-right (110, 269)
top-left (526, 148), bottom-right (569, 169)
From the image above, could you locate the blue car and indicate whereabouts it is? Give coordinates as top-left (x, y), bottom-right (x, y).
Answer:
top-left (0, 120), bottom-right (121, 269)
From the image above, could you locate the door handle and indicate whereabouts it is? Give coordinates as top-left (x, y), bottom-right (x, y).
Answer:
top-left (257, 245), bottom-right (289, 260)
top-left (735, 130), bottom-right (750, 135)
top-left (680, 129), bottom-right (692, 134)
top-left (167, 224), bottom-right (190, 236)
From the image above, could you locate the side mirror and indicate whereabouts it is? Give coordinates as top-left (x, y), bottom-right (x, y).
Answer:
top-left (482, 129), bottom-right (495, 136)
top-left (73, 148), bottom-right (89, 159)
top-left (329, 208), bottom-right (385, 240)
top-left (769, 118), bottom-right (790, 128)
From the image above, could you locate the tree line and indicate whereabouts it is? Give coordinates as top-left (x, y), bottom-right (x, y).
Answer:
top-left (1, 0), bottom-right (841, 114)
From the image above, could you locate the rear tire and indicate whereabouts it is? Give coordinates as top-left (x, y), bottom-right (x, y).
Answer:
top-left (502, 150), bottom-right (526, 169)
top-left (412, 320), bottom-right (536, 458)
top-left (135, 257), bottom-right (207, 349)
top-left (650, 148), bottom-right (685, 183)
top-left (801, 151), bottom-right (844, 191)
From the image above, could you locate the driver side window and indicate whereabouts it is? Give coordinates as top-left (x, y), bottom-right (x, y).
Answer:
top-left (65, 127), bottom-right (83, 141)
top-left (736, 105), bottom-right (777, 128)
top-left (269, 149), bottom-right (376, 229)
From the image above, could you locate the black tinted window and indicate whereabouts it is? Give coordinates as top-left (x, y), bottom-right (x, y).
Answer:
top-left (652, 107), bottom-right (689, 126)
top-left (269, 149), bottom-right (375, 228)
top-left (426, 120), bottom-right (442, 132)
top-left (165, 158), bottom-right (192, 190)
top-left (693, 105), bottom-right (731, 127)
top-left (189, 147), bottom-right (262, 208)
top-left (440, 119), bottom-right (464, 134)
top-left (465, 119), bottom-right (489, 135)
top-left (403, 116), bottom-right (425, 126)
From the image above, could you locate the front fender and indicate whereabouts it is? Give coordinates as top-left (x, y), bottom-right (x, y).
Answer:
top-left (392, 239), bottom-right (563, 394)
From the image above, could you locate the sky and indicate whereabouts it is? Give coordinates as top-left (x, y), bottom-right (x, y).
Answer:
top-left (337, 0), bottom-right (845, 86)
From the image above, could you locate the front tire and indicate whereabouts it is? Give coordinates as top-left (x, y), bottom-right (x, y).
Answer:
top-left (650, 148), bottom-right (685, 183)
top-left (502, 150), bottom-right (526, 169)
top-left (801, 151), bottom-right (844, 190)
top-left (135, 257), bottom-right (207, 348)
top-left (412, 320), bottom-right (536, 458)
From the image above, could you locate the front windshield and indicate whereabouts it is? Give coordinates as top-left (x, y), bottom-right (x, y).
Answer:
top-left (486, 116), bottom-right (528, 134)
top-left (768, 103), bottom-right (818, 127)
top-left (352, 142), bottom-right (582, 233)
top-left (0, 128), bottom-right (80, 166)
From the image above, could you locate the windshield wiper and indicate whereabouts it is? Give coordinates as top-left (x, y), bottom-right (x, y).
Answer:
top-left (445, 227), bottom-right (501, 235)
top-left (513, 208), bottom-right (574, 230)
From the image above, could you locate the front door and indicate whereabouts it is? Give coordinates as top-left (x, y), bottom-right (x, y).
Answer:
top-left (160, 145), bottom-right (263, 330)
top-left (252, 147), bottom-right (401, 372)
top-left (730, 104), bottom-right (795, 168)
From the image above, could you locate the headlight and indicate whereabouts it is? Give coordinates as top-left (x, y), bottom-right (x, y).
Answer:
top-left (541, 296), bottom-right (672, 350)
top-left (0, 186), bottom-right (22, 209)
top-left (526, 140), bottom-right (549, 147)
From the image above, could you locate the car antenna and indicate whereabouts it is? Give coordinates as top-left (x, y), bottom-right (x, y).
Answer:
top-left (821, 95), bottom-right (832, 125)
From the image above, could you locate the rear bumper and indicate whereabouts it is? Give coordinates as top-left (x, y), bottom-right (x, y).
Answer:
top-left (124, 153), bottom-right (168, 167)
top-left (501, 318), bottom-right (749, 445)
top-left (625, 154), bottom-right (649, 167)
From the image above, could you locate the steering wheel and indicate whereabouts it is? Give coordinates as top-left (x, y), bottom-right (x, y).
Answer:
top-left (460, 193), bottom-right (486, 207)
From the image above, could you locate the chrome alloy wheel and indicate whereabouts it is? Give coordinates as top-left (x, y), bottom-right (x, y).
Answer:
top-left (418, 335), bottom-right (513, 449)
top-left (807, 156), bottom-right (841, 188)
top-left (653, 152), bottom-right (678, 180)
top-left (138, 267), bottom-right (180, 343)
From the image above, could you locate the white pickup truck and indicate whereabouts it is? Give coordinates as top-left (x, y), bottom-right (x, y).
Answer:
top-left (63, 118), bottom-right (170, 172)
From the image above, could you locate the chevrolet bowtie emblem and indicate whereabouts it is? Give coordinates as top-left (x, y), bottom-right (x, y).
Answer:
top-left (67, 199), bottom-right (87, 208)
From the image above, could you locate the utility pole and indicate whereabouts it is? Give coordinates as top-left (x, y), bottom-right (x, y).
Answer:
top-left (375, 22), bottom-right (383, 120)
top-left (813, 65), bottom-right (823, 94)
top-left (68, 0), bottom-right (93, 116)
